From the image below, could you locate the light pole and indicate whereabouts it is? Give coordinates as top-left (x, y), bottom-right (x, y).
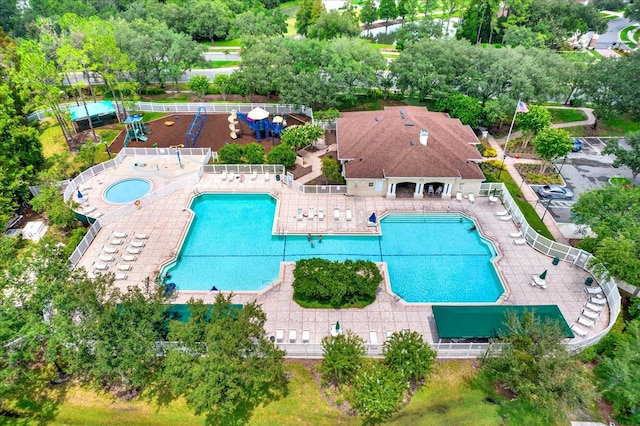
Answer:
top-left (556, 156), bottom-right (568, 178)
top-left (169, 144), bottom-right (184, 169)
top-left (497, 154), bottom-right (507, 180)
top-left (541, 199), bottom-right (552, 221)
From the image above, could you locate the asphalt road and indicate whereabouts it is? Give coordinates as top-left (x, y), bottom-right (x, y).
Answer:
top-left (594, 16), bottom-right (634, 49)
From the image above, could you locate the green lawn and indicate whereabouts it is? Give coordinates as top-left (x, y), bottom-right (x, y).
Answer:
top-left (563, 114), bottom-right (640, 137)
top-left (40, 119), bottom-right (68, 158)
top-left (200, 60), bottom-right (242, 68)
top-left (548, 108), bottom-right (587, 123)
top-left (620, 25), bottom-right (639, 48)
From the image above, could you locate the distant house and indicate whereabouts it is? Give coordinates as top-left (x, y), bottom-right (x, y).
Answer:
top-left (336, 106), bottom-right (485, 198)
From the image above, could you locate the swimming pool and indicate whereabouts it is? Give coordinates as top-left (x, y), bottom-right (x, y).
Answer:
top-left (103, 178), bottom-right (152, 204)
top-left (164, 194), bottom-right (504, 303)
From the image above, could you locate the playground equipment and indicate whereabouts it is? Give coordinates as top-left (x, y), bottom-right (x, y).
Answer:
top-left (233, 107), bottom-right (287, 142)
top-left (123, 115), bottom-right (152, 146)
top-left (228, 112), bottom-right (241, 139)
top-left (185, 107), bottom-right (208, 148)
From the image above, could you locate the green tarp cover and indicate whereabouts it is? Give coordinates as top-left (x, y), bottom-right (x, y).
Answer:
top-left (432, 305), bottom-right (574, 339)
top-left (70, 101), bottom-right (116, 121)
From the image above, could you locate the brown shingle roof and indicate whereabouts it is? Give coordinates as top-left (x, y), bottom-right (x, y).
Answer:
top-left (337, 106), bottom-right (484, 180)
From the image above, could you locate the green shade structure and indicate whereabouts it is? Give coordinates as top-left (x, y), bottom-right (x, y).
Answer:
top-left (432, 305), bottom-right (574, 339)
top-left (539, 270), bottom-right (548, 280)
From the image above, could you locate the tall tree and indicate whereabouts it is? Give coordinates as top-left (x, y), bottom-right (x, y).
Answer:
top-left (515, 104), bottom-right (552, 146)
top-left (163, 295), bottom-right (287, 424)
top-left (378, 0), bottom-right (398, 32)
top-left (603, 132), bottom-right (640, 184)
top-left (296, 0), bottom-right (325, 36)
top-left (187, 0), bottom-right (233, 43)
top-left (360, 0), bottom-right (378, 33)
top-left (532, 128), bottom-right (572, 173)
top-left (308, 10), bottom-right (361, 40)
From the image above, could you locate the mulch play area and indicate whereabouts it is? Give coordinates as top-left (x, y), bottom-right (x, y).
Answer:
top-left (109, 113), bottom-right (310, 154)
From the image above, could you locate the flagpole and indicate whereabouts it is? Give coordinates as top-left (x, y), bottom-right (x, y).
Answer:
top-left (497, 100), bottom-right (522, 180)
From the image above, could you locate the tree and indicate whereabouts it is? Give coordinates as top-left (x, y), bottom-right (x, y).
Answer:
top-left (281, 123), bottom-right (324, 150)
top-left (593, 0), bottom-right (624, 10)
top-left (163, 295), bottom-right (287, 424)
top-left (435, 93), bottom-right (483, 128)
top-left (187, 0), bottom-right (233, 43)
top-left (212, 73), bottom-right (233, 101)
top-left (76, 140), bottom-right (100, 169)
top-left (594, 319), bottom-right (640, 425)
top-left (348, 363), bottom-right (408, 423)
top-left (515, 104), bottom-right (552, 146)
top-left (481, 312), bottom-right (596, 420)
top-left (360, 0), bottom-right (378, 32)
top-left (532, 128), bottom-right (572, 173)
top-left (503, 26), bottom-right (546, 48)
top-left (188, 75), bottom-right (210, 100)
top-left (165, 31), bottom-right (205, 92)
top-left (296, 0), bottom-right (325, 36)
top-left (231, 9), bottom-right (287, 39)
top-left (378, 0), bottom-right (398, 32)
top-left (603, 131), bottom-right (640, 184)
top-left (383, 330), bottom-right (437, 384)
top-left (320, 330), bottom-right (366, 385)
top-left (267, 144), bottom-right (296, 168)
top-left (626, 0), bottom-right (640, 22)
top-left (30, 185), bottom-right (78, 229)
top-left (321, 156), bottom-right (344, 184)
top-left (308, 10), bottom-right (361, 40)
top-left (218, 143), bottom-right (244, 164)
top-left (244, 142), bottom-right (265, 164)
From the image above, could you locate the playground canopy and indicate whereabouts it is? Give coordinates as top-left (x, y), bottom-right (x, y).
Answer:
top-left (247, 107), bottom-right (270, 120)
top-left (70, 101), bottom-right (117, 131)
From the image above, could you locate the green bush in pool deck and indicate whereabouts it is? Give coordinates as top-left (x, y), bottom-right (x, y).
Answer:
top-left (292, 258), bottom-right (383, 308)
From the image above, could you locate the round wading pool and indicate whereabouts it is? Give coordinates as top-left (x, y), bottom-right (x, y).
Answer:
top-left (103, 178), bottom-right (152, 204)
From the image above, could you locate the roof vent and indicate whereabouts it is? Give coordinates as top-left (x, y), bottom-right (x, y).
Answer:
top-left (400, 110), bottom-right (406, 119)
top-left (404, 121), bottom-right (414, 126)
top-left (419, 129), bottom-right (429, 146)
top-left (375, 116), bottom-right (380, 121)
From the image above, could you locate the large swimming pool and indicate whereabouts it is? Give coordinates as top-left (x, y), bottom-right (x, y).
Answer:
top-left (164, 194), bottom-right (504, 303)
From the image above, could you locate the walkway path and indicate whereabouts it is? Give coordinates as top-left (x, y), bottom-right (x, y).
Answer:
top-left (486, 107), bottom-right (596, 244)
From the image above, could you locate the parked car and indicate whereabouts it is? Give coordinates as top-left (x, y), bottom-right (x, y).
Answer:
top-left (572, 139), bottom-right (582, 152)
top-left (537, 184), bottom-right (574, 199)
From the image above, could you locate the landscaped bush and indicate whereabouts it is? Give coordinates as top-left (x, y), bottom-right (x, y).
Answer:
top-left (267, 144), bottom-right (296, 168)
top-left (482, 148), bottom-right (497, 157)
top-left (292, 258), bottom-right (382, 308)
top-left (218, 143), bottom-right (244, 163)
top-left (320, 331), bottom-right (366, 385)
top-left (243, 142), bottom-right (265, 164)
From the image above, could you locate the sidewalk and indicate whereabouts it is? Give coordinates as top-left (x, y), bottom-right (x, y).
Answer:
top-left (486, 107), bottom-right (596, 244)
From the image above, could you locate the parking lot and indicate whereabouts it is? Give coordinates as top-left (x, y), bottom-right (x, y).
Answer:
top-left (531, 137), bottom-right (633, 225)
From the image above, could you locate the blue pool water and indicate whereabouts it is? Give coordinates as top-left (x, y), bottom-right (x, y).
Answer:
top-left (165, 194), bottom-right (504, 303)
top-left (103, 178), bottom-right (152, 204)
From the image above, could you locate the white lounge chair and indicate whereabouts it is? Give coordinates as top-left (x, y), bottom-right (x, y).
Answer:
top-left (103, 246), bottom-right (118, 254)
top-left (571, 324), bottom-right (589, 337)
top-left (334, 208), bottom-right (340, 221)
top-left (251, 170), bottom-right (258, 180)
top-left (296, 208), bottom-right (303, 221)
top-left (346, 208), bottom-right (353, 221)
top-left (468, 192), bottom-right (475, 204)
top-left (121, 254), bottom-right (137, 262)
top-left (581, 309), bottom-right (599, 320)
top-left (510, 231), bottom-right (523, 238)
top-left (289, 329), bottom-right (297, 343)
top-left (276, 329), bottom-right (284, 342)
top-left (130, 240), bottom-right (145, 248)
top-left (513, 238), bottom-right (527, 245)
top-left (220, 171), bottom-right (227, 181)
top-left (318, 209), bottom-right (325, 221)
top-left (114, 273), bottom-right (128, 280)
top-left (584, 302), bottom-right (605, 313)
top-left (110, 238), bottom-right (124, 245)
top-left (308, 207), bottom-right (315, 220)
top-left (577, 316), bottom-right (596, 328)
top-left (590, 296), bottom-right (607, 305)
top-left (369, 331), bottom-right (378, 347)
top-left (113, 231), bottom-right (128, 238)
top-left (135, 233), bottom-right (148, 240)
top-left (99, 254), bottom-right (115, 262)
top-left (386, 330), bottom-right (393, 340)
top-left (585, 286), bottom-right (603, 296)
top-left (227, 171), bottom-right (235, 182)
top-left (495, 210), bottom-right (509, 216)
top-left (93, 262), bottom-right (108, 271)
top-left (116, 264), bottom-right (132, 271)
top-left (302, 330), bottom-right (310, 343)
top-left (264, 171), bottom-right (270, 181)
top-left (499, 215), bottom-right (513, 221)
top-left (456, 191), bottom-right (462, 202)
top-left (126, 247), bottom-right (141, 255)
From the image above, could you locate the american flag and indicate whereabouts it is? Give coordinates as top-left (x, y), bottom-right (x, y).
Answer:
top-left (516, 100), bottom-right (529, 113)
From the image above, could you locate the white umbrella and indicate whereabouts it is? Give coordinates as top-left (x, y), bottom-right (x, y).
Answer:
top-left (247, 107), bottom-right (269, 120)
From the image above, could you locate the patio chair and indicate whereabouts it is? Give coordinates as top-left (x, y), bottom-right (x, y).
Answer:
top-left (110, 238), bottom-right (124, 245)
top-left (251, 170), bottom-right (258, 180)
top-left (130, 240), bottom-right (145, 248)
top-left (513, 238), bottom-right (527, 245)
top-left (121, 254), bottom-right (137, 262)
top-left (369, 331), bottom-right (378, 348)
top-left (585, 286), bottom-right (603, 296)
top-left (135, 233), bottom-right (148, 240)
top-left (99, 254), bottom-right (115, 262)
top-left (334, 208), bottom-right (340, 221)
top-left (265, 171), bottom-right (270, 181)
top-left (577, 316), bottom-right (596, 328)
top-left (114, 273), bottom-right (128, 280)
top-left (296, 208), bottom-right (303, 221)
top-left (302, 330), bottom-right (310, 343)
top-left (456, 191), bottom-right (462, 202)
top-left (499, 215), bottom-right (513, 221)
top-left (113, 231), bottom-right (128, 238)
top-left (346, 208), bottom-right (353, 221)
top-left (590, 296), bottom-right (607, 305)
top-left (581, 309), bottom-right (599, 320)
top-left (116, 264), bottom-right (132, 271)
top-left (308, 207), bottom-right (315, 220)
top-left (495, 210), bottom-right (509, 216)
top-left (227, 171), bottom-right (235, 182)
top-left (126, 247), bottom-right (141, 255)
top-left (468, 192), bottom-right (475, 204)
top-left (289, 329), bottom-right (297, 343)
top-left (220, 171), bottom-right (227, 181)
top-left (571, 324), bottom-right (589, 338)
top-left (93, 262), bottom-right (108, 271)
top-left (276, 329), bottom-right (284, 342)
top-left (510, 231), bottom-right (523, 238)
top-left (584, 302), bottom-right (605, 313)
top-left (318, 209), bottom-right (325, 221)
top-left (103, 246), bottom-right (118, 254)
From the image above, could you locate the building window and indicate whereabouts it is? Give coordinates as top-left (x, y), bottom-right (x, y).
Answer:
top-left (368, 182), bottom-right (374, 187)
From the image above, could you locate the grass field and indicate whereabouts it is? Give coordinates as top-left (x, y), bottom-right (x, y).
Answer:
top-left (40, 119), bottom-right (68, 158)
top-left (548, 108), bottom-right (587, 123)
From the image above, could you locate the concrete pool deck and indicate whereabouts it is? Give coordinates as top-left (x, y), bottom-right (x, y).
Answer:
top-left (74, 159), bottom-right (609, 346)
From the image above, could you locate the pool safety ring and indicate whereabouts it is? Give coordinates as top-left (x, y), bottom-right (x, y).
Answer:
top-left (134, 200), bottom-right (141, 207)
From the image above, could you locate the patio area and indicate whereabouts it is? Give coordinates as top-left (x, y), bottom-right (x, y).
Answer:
top-left (73, 154), bottom-right (610, 349)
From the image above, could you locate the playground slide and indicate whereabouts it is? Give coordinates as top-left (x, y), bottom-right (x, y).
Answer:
top-left (135, 129), bottom-right (148, 142)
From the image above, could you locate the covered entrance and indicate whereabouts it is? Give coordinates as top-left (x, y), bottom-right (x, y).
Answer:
top-left (424, 182), bottom-right (445, 198)
top-left (395, 182), bottom-right (416, 198)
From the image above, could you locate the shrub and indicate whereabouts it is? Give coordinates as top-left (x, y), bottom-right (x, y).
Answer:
top-left (320, 331), bottom-right (366, 385)
top-left (267, 144), bottom-right (296, 168)
top-left (243, 142), bottom-right (265, 164)
top-left (321, 156), bottom-right (344, 184)
top-left (292, 258), bottom-right (382, 308)
top-left (483, 148), bottom-right (497, 157)
top-left (219, 143), bottom-right (244, 164)
top-left (383, 330), bottom-right (437, 383)
top-left (348, 363), bottom-right (407, 423)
